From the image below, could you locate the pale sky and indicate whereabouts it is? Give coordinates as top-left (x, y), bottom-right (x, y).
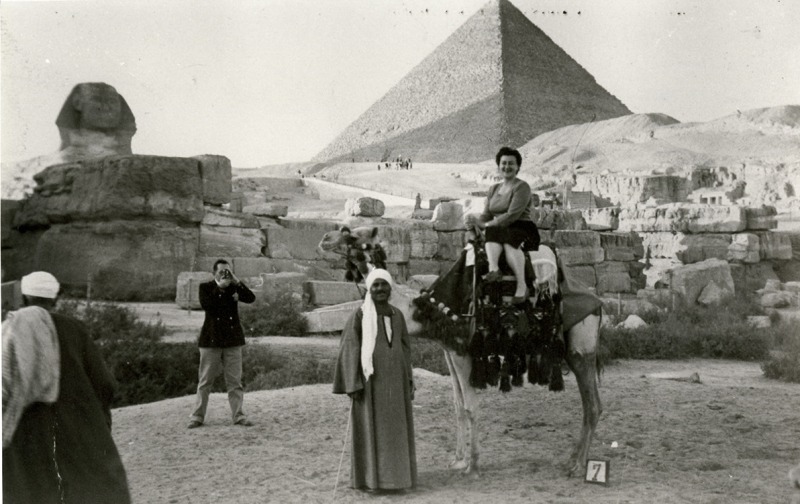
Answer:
top-left (1, 0), bottom-right (799, 167)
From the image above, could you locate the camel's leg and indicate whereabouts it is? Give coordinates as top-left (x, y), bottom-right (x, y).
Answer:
top-left (448, 351), bottom-right (480, 476)
top-left (443, 349), bottom-right (468, 469)
top-left (564, 314), bottom-right (603, 477)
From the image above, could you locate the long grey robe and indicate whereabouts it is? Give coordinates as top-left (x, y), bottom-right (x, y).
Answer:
top-left (332, 304), bottom-right (417, 490)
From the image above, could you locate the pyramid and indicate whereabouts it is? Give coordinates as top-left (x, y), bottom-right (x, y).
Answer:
top-left (313, 0), bottom-right (631, 164)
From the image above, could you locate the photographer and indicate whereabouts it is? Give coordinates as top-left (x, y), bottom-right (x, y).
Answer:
top-left (188, 259), bottom-right (255, 428)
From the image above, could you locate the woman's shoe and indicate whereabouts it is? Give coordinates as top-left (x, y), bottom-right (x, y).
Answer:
top-left (510, 289), bottom-right (529, 305)
top-left (483, 270), bottom-right (503, 283)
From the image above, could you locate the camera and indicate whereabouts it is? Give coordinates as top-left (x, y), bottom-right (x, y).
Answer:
top-left (220, 269), bottom-right (233, 279)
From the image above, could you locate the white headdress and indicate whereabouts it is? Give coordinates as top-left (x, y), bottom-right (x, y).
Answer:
top-left (20, 272), bottom-right (60, 299)
top-left (361, 269), bottom-right (393, 381)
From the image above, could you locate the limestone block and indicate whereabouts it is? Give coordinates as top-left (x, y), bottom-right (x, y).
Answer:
top-left (175, 271), bottom-right (214, 309)
top-left (600, 232), bottom-right (644, 261)
top-left (530, 208), bottom-right (587, 231)
top-left (264, 224), bottom-right (335, 261)
top-left (775, 260), bottom-right (800, 283)
top-left (756, 232), bottom-right (793, 260)
top-left (233, 257), bottom-right (338, 281)
top-left (345, 197), bottom-right (385, 217)
top-left (1, 280), bottom-right (22, 314)
top-left (595, 261), bottom-right (632, 294)
top-left (34, 220), bottom-right (199, 301)
top-left (436, 231), bottom-right (465, 261)
top-left (744, 206), bottom-right (778, 230)
top-left (727, 233), bottom-right (760, 263)
top-left (229, 192), bottom-right (244, 213)
top-left (409, 225), bottom-right (438, 259)
top-left (619, 315), bottom-right (647, 329)
top-left (194, 155), bottom-right (231, 205)
top-left (304, 301), bottom-right (361, 333)
top-left (619, 204), bottom-right (746, 233)
top-left (562, 265), bottom-right (596, 288)
top-left (669, 258), bottom-right (735, 306)
top-left (242, 203), bottom-right (289, 218)
top-left (600, 294), bottom-right (661, 318)
top-left (642, 232), bottom-right (731, 264)
top-left (304, 281), bottom-right (362, 306)
top-left (411, 209), bottom-right (435, 220)
top-left (642, 258), bottom-right (681, 289)
top-left (194, 257), bottom-right (233, 273)
top-left (385, 263), bottom-right (409, 283)
top-left (202, 207), bottom-right (260, 228)
top-left (697, 281), bottom-right (733, 306)
top-left (432, 202), bottom-right (465, 231)
top-left (407, 275), bottom-right (439, 291)
top-left (408, 259), bottom-right (449, 277)
top-left (1, 199), bottom-right (19, 240)
top-left (784, 281), bottom-right (800, 294)
top-left (555, 232), bottom-right (603, 266)
top-left (746, 316), bottom-right (771, 328)
top-left (729, 262), bottom-right (780, 294)
top-left (764, 279), bottom-right (782, 291)
top-left (759, 291), bottom-right (795, 308)
top-left (374, 225), bottom-right (411, 263)
top-left (787, 232), bottom-right (800, 261)
top-left (242, 191), bottom-right (268, 206)
top-left (277, 219), bottom-right (339, 232)
top-left (257, 272), bottom-right (306, 298)
top-left (13, 155), bottom-right (205, 228)
top-left (583, 207), bottom-right (620, 231)
top-left (199, 225), bottom-right (264, 258)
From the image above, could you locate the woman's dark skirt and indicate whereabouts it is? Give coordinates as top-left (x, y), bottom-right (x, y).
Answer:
top-left (485, 220), bottom-right (540, 251)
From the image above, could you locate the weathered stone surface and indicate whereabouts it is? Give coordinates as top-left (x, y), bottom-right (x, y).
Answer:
top-left (385, 262), bottom-right (409, 283)
top-left (628, 261), bottom-right (647, 291)
top-left (304, 281), bottom-right (363, 306)
top-left (746, 315), bottom-right (771, 328)
top-left (432, 202), bottom-right (466, 231)
top-left (669, 258), bottom-right (735, 306)
top-left (410, 225), bottom-right (439, 259)
top-left (583, 207), bottom-right (619, 231)
top-left (759, 291), bottom-right (795, 308)
top-left (34, 220), bottom-right (199, 301)
top-left (199, 225), bottom-right (264, 257)
top-left (531, 208), bottom-right (587, 231)
top-left (637, 288), bottom-right (674, 309)
top-left (304, 301), bottom-right (361, 333)
top-left (729, 262), bottom-right (780, 294)
top-left (407, 259), bottom-right (450, 277)
top-left (600, 293), bottom-right (662, 318)
top-left (407, 275), bottom-right (439, 291)
top-left (642, 258), bottom-right (681, 289)
top-left (555, 231), bottom-right (603, 266)
top-left (619, 204), bottom-right (746, 233)
top-left (229, 257), bottom-right (339, 281)
top-left (600, 232), bottom-right (644, 261)
top-left (242, 191), bottom-right (268, 206)
top-left (14, 156), bottom-right (205, 228)
top-left (744, 206), bottom-right (778, 230)
top-left (374, 225), bottom-right (412, 263)
top-left (202, 207), bottom-right (260, 228)
top-left (436, 231), bottom-right (465, 261)
top-left (193, 256), bottom-right (234, 273)
top-left (595, 261), bottom-right (632, 294)
top-left (345, 197), bottom-right (385, 217)
top-left (727, 233), bottom-right (760, 263)
top-left (562, 265), bottom-right (596, 288)
top-left (619, 315), bottom-right (647, 329)
top-left (756, 231), bottom-right (793, 260)
top-left (696, 280), bottom-right (733, 306)
top-left (175, 271), bottom-right (214, 309)
top-left (642, 232), bottom-right (732, 264)
top-left (264, 224), bottom-right (336, 261)
top-left (1, 200), bottom-right (19, 242)
top-left (784, 281), bottom-right (800, 294)
top-left (277, 219), bottom-right (339, 232)
top-left (257, 272), bottom-right (306, 298)
top-left (775, 260), bottom-right (800, 282)
top-left (242, 203), bottom-right (289, 218)
top-left (229, 192), bottom-right (244, 213)
top-left (1, 280), bottom-right (22, 315)
top-left (194, 155), bottom-right (231, 205)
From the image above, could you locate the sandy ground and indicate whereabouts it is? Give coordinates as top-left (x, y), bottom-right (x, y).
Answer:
top-left (113, 357), bottom-right (800, 504)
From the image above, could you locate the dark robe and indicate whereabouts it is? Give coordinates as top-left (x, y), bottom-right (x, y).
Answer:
top-left (332, 304), bottom-right (417, 490)
top-left (3, 313), bottom-right (131, 504)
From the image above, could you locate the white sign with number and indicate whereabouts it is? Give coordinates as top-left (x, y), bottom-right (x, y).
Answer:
top-left (585, 459), bottom-right (609, 485)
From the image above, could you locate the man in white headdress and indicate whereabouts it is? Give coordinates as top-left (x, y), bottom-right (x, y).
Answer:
top-left (333, 269), bottom-right (417, 492)
top-left (2, 271), bottom-right (131, 504)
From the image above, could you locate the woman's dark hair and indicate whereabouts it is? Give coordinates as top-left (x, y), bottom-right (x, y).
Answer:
top-left (495, 146), bottom-right (522, 167)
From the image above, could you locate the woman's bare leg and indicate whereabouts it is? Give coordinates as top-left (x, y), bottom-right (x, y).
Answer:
top-left (504, 244), bottom-right (527, 297)
top-left (485, 241), bottom-right (503, 272)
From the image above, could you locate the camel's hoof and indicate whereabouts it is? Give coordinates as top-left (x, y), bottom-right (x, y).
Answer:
top-left (565, 461), bottom-right (583, 478)
top-left (449, 459), bottom-right (468, 470)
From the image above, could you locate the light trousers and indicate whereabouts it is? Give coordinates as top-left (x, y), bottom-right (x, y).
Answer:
top-left (191, 346), bottom-right (246, 423)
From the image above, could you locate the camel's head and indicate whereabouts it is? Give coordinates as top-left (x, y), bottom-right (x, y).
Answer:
top-left (317, 226), bottom-right (379, 254)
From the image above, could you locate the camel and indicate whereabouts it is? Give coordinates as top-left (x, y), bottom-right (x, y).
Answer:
top-left (318, 225), bottom-right (603, 477)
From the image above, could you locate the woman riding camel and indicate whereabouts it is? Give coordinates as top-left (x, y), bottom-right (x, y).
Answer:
top-left (466, 146), bottom-right (540, 304)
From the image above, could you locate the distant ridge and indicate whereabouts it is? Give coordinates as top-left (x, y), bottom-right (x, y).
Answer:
top-left (313, 0), bottom-right (631, 164)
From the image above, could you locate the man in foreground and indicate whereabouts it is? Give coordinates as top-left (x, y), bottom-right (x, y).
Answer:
top-left (2, 271), bottom-right (131, 503)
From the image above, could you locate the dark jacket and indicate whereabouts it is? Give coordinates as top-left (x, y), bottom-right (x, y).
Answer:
top-left (3, 313), bottom-right (131, 504)
top-left (198, 280), bottom-right (256, 348)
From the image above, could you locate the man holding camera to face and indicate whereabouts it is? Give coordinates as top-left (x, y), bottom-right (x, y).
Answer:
top-left (188, 259), bottom-right (256, 429)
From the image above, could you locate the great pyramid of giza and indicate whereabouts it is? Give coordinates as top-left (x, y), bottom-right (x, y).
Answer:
top-left (313, 0), bottom-right (631, 164)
